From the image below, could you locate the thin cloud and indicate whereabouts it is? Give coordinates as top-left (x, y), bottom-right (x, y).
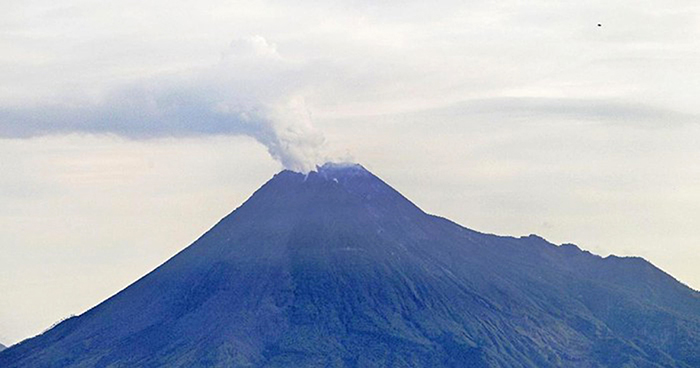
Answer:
top-left (416, 97), bottom-right (699, 128)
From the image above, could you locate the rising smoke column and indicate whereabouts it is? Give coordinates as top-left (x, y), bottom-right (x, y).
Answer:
top-left (0, 36), bottom-right (326, 173)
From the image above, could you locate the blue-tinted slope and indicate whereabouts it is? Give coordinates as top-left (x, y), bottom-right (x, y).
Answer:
top-left (2, 163), bottom-right (699, 367)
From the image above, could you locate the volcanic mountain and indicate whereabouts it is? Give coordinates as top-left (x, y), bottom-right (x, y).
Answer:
top-left (1, 163), bottom-right (699, 367)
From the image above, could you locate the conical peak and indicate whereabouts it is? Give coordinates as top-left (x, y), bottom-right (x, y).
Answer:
top-left (317, 162), bottom-right (368, 177)
top-left (275, 162), bottom-right (373, 187)
top-left (238, 162), bottom-right (423, 223)
top-left (281, 162), bottom-right (369, 178)
top-left (275, 162), bottom-right (391, 196)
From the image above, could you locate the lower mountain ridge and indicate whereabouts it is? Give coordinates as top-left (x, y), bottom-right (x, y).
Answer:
top-left (2, 163), bottom-right (699, 367)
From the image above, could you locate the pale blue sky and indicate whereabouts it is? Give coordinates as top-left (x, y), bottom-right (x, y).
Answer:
top-left (1, 0), bottom-right (699, 345)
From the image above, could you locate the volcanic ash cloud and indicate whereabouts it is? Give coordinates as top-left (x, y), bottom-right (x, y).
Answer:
top-left (0, 35), bottom-right (327, 173)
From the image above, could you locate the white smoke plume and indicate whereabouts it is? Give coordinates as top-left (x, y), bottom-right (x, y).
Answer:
top-left (0, 36), bottom-right (326, 173)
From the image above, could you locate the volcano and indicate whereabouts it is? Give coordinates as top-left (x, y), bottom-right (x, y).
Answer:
top-left (2, 163), bottom-right (699, 367)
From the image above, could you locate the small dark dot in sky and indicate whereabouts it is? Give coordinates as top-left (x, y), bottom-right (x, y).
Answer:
top-left (597, 23), bottom-right (602, 27)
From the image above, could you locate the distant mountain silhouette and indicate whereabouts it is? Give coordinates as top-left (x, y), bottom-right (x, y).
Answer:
top-left (1, 163), bottom-right (699, 367)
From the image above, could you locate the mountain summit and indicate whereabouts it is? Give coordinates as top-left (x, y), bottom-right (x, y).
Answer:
top-left (2, 163), bottom-right (699, 367)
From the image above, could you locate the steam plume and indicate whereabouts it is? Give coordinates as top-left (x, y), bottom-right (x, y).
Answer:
top-left (0, 36), bottom-right (325, 173)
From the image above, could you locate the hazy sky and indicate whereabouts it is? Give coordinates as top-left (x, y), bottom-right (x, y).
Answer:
top-left (1, 0), bottom-right (699, 345)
